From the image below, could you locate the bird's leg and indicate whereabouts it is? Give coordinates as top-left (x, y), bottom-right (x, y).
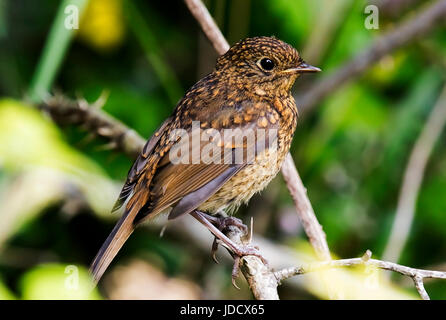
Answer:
top-left (188, 211), bottom-right (225, 262)
top-left (193, 211), bottom-right (250, 263)
top-left (190, 210), bottom-right (268, 287)
top-left (211, 238), bottom-right (219, 264)
top-left (197, 211), bottom-right (249, 235)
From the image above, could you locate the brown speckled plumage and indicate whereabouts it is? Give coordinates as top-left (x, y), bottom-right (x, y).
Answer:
top-left (90, 36), bottom-right (320, 283)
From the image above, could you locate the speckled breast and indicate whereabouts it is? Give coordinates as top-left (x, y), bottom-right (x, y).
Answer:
top-left (198, 96), bottom-right (298, 214)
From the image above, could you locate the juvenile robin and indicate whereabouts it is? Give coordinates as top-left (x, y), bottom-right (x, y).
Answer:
top-left (90, 36), bottom-right (320, 284)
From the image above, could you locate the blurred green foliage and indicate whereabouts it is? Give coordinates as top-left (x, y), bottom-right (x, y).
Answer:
top-left (0, 0), bottom-right (445, 299)
top-left (20, 264), bottom-right (101, 300)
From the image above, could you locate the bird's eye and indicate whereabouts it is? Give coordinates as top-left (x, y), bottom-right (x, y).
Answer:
top-left (259, 58), bottom-right (275, 71)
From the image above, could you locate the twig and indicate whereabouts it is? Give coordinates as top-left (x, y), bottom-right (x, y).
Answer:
top-left (40, 93), bottom-right (145, 158)
top-left (281, 154), bottom-right (331, 260)
top-left (371, 0), bottom-right (421, 17)
top-left (183, 0), bottom-right (229, 54)
top-left (274, 250), bottom-right (446, 300)
top-left (383, 84), bottom-right (446, 263)
top-left (224, 225), bottom-right (280, 300)
top-left (297, 0), bottom-right (446, 114)
top-left (413, 276), bottom-right (429, 300)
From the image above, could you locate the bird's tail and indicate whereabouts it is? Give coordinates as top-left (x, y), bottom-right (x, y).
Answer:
top-left (89, 204), bottom-right (140, 285)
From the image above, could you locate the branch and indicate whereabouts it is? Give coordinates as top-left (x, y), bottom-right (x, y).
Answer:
top-left (383, 83), bottom-right (446, 263)
top-left (297, 0), bottom-right (446, 114)
top-left (183, 0), bottom-right (229, 54)
top-left (281, 154), bottom-right (331, 260)
top-left (371, 0), bottom-right (420, 17)
top-left (224, 225), bottom-right (280, 300)
top-left (274, 250), bottom-right (446, 300)
top-left (40, 93), bottom-right (145, 158)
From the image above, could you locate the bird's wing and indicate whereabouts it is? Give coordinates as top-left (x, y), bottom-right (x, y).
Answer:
top-left (133, 102), bottom-right (279, 222)
top-left (111, 117), bottom-right (173, 212)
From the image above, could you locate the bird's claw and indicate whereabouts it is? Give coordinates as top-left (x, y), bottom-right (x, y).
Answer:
top-left (199, 212), bottom-right (268, 289)
top-left (211, 237), bottom-right (220, 264)
top-left (216, 216), bottom-right (249, 235)
top-left (232, 256), bottom-right (241, 290)
top-left (209, 216), bottom-right (250, 264)
top-left (231, 243), bottom-right (268, 266)
top-left (229, 245), bottom-right (268, 289)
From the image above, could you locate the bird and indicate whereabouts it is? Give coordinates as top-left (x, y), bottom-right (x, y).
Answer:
top-left (90, 36), bottom-right (320, 285)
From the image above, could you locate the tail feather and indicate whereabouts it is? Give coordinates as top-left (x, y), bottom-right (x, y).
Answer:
top-left (89, 204), bottom-right (140, 284)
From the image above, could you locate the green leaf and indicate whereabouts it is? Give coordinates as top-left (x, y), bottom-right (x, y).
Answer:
top-left (20, 264), bottom-right (101, 300)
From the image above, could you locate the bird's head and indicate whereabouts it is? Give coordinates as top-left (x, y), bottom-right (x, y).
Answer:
top-left (215, 36), bottom-right (320, 95)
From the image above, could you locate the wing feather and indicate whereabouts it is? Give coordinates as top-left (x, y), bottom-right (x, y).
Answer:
top-left (112, 117), bottom-right (172, 212)
top-left (135, 115), bottom-right (277, 221)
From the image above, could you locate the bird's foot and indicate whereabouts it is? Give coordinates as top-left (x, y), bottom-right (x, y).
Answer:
top-left (209, 216), bottom-right (249, 263)
top-left (189, 210), bottom-right (268, 289)
top-left (210, 217), bottom-right (268, 289)
top-left (229, 241), bottom-right (268, 289)
top-left (215, 216), bottom-right (249, 234)
top-left (201, 213), bottom-right (249, 234)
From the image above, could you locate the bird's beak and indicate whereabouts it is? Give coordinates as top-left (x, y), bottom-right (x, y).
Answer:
top-left (283, 62), bottom-right (321, 74)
